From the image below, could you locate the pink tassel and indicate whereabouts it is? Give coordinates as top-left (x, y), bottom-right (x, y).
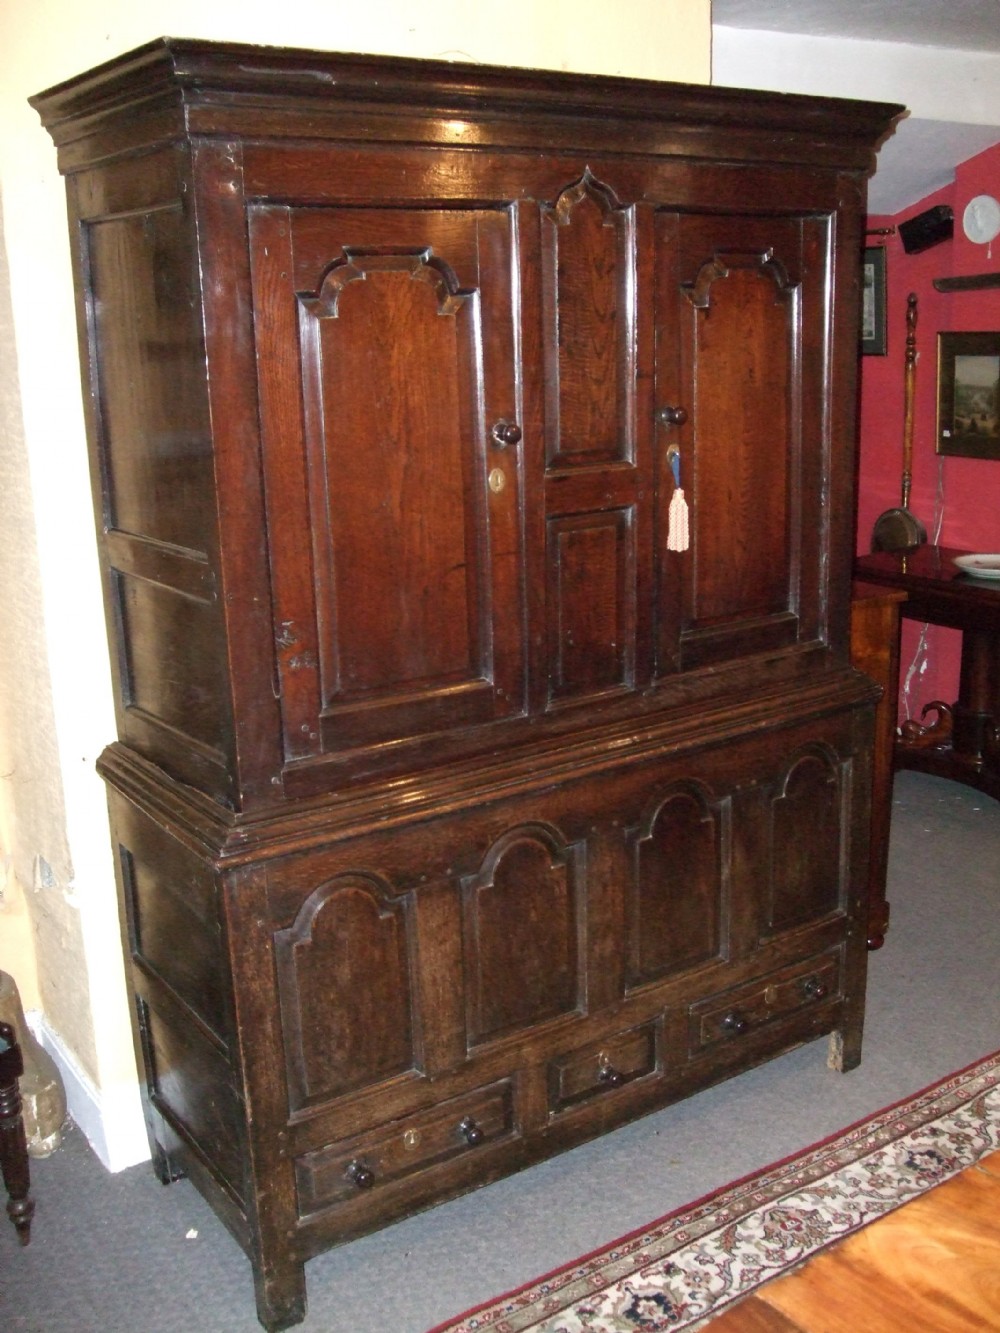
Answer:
top-left (667, 486), bottom-right (689, 552)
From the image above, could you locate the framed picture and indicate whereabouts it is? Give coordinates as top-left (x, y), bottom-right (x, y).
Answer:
top-left (861, 246), bottom-right (887, 355)
top-left (937, 331), bottom-right (1000, 459)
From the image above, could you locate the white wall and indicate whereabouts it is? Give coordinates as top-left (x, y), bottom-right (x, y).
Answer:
top-left (0, 0), bottom-right (711, 1170)
top-left (713, 26), bottom-right (1000, 214)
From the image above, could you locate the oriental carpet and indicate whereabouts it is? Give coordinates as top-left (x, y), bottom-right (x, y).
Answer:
top-left (429, 1048), bottom-right (1000, 1333)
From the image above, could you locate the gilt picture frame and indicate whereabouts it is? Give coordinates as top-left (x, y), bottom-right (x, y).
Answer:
top-left (861, 246), bottom-right (887, 355)
top-left (937, 331), bottom-right (1000, 459)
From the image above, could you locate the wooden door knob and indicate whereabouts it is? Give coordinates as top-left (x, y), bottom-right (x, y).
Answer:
top-left (491, 420), bottom-right (522, 447)
top-left (346, 1159), bottom-right (375, 1190)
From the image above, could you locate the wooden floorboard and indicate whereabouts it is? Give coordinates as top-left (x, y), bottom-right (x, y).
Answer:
top-left (707, 1150), bottom-right (1000, 1331)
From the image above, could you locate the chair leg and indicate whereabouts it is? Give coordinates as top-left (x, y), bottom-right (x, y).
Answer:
top-left (0, 1021), bottom-right (34, 1245)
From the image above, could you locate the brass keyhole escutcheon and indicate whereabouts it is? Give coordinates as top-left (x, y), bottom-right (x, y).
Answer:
top-left (764, 984), bottom-right (778, 1006)
top-left (403, 1129), bottom-right (421, 1150)
top-left (488, 467), bottom-right (506, 494)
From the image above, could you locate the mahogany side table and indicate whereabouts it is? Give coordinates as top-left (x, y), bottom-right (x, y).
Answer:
top-left (854, 545), bottom-right (1000, 803)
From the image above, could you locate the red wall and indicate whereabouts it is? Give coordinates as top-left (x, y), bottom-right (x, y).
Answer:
top-left (857, 142), bottom-right (1000, 725)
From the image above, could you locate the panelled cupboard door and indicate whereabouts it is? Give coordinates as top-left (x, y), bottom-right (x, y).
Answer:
top-left (653, 211), bottom-right (829, 675)
top-left (537, 171), bottom-right (654, 713)
top-left (248, 204), bottom-right (523, 761)
top-left (249, 188), bottom-right (834, 767)
top-left (537, 189), bottom-right (833, 711)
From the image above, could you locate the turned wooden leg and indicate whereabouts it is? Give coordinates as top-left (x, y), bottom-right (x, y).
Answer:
top-left (0, 1021), bottom-right (34, 1245)
top-left (953, 628), bottom-right (1000, 763)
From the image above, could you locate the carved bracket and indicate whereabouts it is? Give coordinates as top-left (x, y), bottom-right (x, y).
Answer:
top-left (300, 247), bottom-right (471, 319)
top-left (682, 248), bottom-right (796, 309)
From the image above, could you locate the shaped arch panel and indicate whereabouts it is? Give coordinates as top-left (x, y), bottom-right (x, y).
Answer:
top-left (275, 872), bottom-right (417, 1110)
top-left (625, 780), bottom-right (729, 988)
top-left (462, 823), bottom-right (585, 1045)
top-left (765, 744), bottom-right (846, 935)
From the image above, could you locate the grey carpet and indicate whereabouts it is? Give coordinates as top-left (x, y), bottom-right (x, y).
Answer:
top-left (2, 771), bottom-right (998, 1332)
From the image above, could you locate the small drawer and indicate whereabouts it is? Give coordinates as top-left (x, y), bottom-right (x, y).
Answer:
top-left (548, 1022), bottom-right (657, 1114)
top-left (689, 953), bottom-right (841, 1054)
top-left (295, 1079), bottom-right (515, 1216)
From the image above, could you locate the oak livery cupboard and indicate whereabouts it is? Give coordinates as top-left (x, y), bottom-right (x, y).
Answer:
top-left (31, 42), bottom-right (899, 1329)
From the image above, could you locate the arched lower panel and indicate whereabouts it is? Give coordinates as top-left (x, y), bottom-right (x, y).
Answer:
top-left (274, 873), bottom-right (416, 1111)
top-left (546, 506), bottom-right (635, 703)
top-left (625, 781), bottom-right (728, 988)
top-left (766, 746), bottom-right (845, 935)
top-left (462, 823), bottom-right (585, 1045)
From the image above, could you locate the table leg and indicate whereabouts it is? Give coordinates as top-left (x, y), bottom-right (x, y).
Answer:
top-left (0, 1022), bottom-right (34, 1245)
top-left (952, 628), bottom-right (1000, 763)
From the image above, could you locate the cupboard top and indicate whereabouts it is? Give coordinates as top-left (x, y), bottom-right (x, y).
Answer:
top-left (31, 37), bottom-right (902, 174)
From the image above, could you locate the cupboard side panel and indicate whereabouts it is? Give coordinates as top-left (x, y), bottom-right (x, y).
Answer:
top-left (108, 793), bottom-right (244, 1201)
top-left (69, 151), bottom-right (235, 802)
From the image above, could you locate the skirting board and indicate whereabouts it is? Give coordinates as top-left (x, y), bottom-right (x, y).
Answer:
top-left (27, 1009), bottom-right (150, 1173)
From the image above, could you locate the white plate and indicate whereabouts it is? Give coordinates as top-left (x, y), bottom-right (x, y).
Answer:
top-left (963, 194), bottom-right (1000, 245)
top-left (954, 553), bottom-right (1000, 581)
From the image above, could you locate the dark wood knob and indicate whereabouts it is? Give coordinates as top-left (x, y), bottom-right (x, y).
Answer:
top-left (801, 977), bottom-right (829, 1001)
top-left (721, 1010), bottom-right (749, 1036)
top-left (459, 1116), bottom-right (484, 1146)
top-left (491, 420), bottom-right (522, 447)
top-left (346, 1159), bottom-right (375, 1190)
top-left (657, 405), bottom-right (688, 427)
top-left (598, 1061), bottom-right (624, 1088)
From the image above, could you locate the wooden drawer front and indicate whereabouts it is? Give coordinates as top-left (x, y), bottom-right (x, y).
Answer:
top-left (689, 952), bottom-right (841, 1054)
top-left (295, 1079), bottom-right (515, 1217)
top-left (549, 1022), bottom-right (658, 1114)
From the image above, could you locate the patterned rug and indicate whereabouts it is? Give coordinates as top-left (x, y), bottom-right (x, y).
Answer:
top-left (429, 1049), bottom-right (1000, 1332)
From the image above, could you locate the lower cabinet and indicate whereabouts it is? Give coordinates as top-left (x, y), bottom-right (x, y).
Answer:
top-left (106, 699), bottom-right (873, 1330)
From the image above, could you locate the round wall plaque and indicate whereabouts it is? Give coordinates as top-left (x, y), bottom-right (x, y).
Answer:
top-left (962, 194), bottom-right (1000, 245)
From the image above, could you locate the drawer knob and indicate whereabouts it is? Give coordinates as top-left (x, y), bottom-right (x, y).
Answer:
top-left (459, 1116), bottom-right (484, 1146)
top-left (721, 1010), bottom-right (749, 1036)
top-left (598, 1059), bottom-right (624, 1088)
top-left (346, 1159), bottom-right (375, 1191)
top-left (491, 420), bottom-right (522, 448)
top-left (657, 404), bottom-right (688, 427)
top-left (801, 976), bottom-right (829, 1001)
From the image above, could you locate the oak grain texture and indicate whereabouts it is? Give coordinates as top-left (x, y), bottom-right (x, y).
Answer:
top-left (32, 41), bottom-right (898, 1331)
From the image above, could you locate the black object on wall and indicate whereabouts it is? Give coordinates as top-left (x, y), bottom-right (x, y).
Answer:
top-left (898, 205), bottom-right (954, 254)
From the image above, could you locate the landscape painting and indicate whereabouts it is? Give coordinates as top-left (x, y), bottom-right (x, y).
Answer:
top-left (937, 332), bottom-right (1000, 459)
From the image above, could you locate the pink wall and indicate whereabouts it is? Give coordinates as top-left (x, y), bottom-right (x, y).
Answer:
top-left (857, 142), bottom-right (1000, 725)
